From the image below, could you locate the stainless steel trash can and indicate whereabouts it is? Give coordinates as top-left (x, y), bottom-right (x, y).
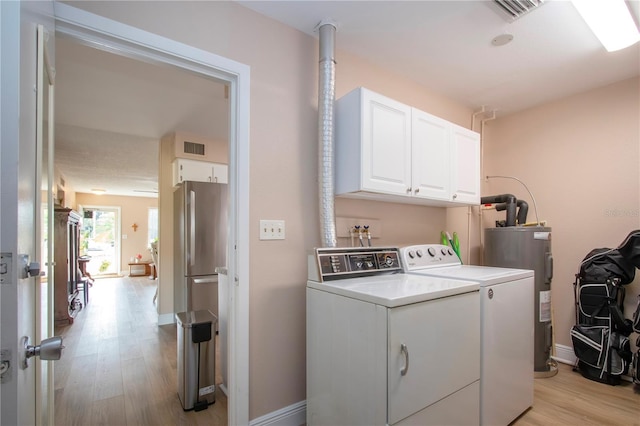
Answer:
top-left (176, 310), bottom-right (217, 411)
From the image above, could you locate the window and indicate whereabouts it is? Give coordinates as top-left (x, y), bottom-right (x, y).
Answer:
top-left (148, 207), bottom-right (158, 246)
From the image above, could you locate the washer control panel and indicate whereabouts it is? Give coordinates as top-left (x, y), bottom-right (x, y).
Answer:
top-left (400, 244), bottom-right (461, 271)
top-left (308, 247), bottom-right (402, 282)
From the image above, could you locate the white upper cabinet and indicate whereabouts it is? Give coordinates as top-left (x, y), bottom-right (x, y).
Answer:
top-left (172, 158), bottom-right (228, 186)
top-left (336, 87), bottom-right (480, 206)
top-left (336, 88), bottom-right (412, 196)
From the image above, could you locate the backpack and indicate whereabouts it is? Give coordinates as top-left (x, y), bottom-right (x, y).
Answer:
top-left (571, 230), bottom-right (640, 385)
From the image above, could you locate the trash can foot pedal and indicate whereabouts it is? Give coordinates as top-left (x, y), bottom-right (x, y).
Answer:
top-left (194, 400), bottom-right (209, 412)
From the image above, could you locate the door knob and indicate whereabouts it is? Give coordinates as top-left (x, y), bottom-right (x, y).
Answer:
top-left (21, 336), bottom-right (64, 368)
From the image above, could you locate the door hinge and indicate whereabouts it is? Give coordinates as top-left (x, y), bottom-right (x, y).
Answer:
top-left (0, 253), bottom-right (12, 285)
top-left (0, 349), bottom-right (12, 384)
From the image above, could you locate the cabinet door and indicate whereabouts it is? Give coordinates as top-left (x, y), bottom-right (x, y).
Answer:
top-left (212, 163), bottom-right (228, 184)
top-left (411, 109), bottom-right (451, 200)
top-left (387, 291), bottom-right (480, 425)
top-left (173, 158), bottom-right (213, 185)
top-left (450, 125), bottom-right (480, 204)
top-left (361, 89), bottom-right (412, 195)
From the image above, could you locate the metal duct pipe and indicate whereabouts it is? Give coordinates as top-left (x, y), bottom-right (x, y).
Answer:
top-left (318, 20), bottom-right (338, 247)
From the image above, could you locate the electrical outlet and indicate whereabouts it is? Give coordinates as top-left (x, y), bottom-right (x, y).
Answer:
top-left (259, 220), bottom-right (285, 240)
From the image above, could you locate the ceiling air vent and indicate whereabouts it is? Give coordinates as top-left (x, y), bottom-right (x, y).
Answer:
top-left (183, 141), bottom-right (206, 156)
top-left (492, 0), bottom-right (544, 21)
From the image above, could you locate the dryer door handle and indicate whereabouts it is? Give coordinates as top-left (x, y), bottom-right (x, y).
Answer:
top-left (400, 343), bottom-right (409, 376)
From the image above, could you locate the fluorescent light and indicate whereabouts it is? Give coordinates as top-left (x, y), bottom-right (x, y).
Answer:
top-left (572, 0), bottom-right (640, 52)
top-left (91, 189), bottom-right (106, 195)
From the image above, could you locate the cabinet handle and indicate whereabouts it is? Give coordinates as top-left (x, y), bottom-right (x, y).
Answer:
top-left (406, 188), bottom-right (412, 194)
top-left (400, 343), bottom-right (409, 376)
top-left (189, 190), bottom-right (196, 267)
top-left (414, 188), bottom-right (420, 194)
top-left (452, 193), bottom-right (458, 199)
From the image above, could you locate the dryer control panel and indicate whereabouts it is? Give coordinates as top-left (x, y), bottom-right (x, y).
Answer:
top-left (308, 247), bottom-right (401, 282)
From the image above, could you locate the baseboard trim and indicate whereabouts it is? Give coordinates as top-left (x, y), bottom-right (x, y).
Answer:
top-left (157, 312), bottom-right (175, 326)
top-left (249, 400), bottom-right (306, 426)
top-left (553, 343), bottom-right (576, 365)
top-left (219, 383), bottom-right (228, 397)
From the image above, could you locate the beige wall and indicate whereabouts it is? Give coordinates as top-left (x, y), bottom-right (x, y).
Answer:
top-left (69, 2), bottom-right (476, 419)
top-left (63, 1), bottom-right (640, 420)
top-left (74, 193), bottom-right (158, 273)
top-left (480, 77), bottom-right (640, 351)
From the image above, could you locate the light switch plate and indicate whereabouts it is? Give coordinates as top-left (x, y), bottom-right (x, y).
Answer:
top-left (259, 220), bottom-right (285, 240)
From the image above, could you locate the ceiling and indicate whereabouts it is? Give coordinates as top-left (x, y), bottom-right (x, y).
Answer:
top-left (55, 0), bottom-right (640, 198)
top-left (54, 37), bottom-right (229, 198)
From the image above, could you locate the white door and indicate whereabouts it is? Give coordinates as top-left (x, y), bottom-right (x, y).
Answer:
top-left (387, 291), bottom-right (480, 425)
top-left (35, 22), bottom-right (57, 425)
top-left (450, 124), bottom-right (480, 204)
top-left (411, 109), bottom-right (451, 200)
top-left (361, 89), bottom-right (412, 195)
top-left (0, 2), bottom-right (55, 424)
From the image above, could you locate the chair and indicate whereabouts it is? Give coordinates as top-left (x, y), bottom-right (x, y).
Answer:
top-left (77, 267), bottom-right (89, 308)
top-left (150, 241), bottom-right (159, 304)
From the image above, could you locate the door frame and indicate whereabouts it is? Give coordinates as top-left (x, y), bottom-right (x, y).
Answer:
top-left (53, 3), bottom-right (251, 424)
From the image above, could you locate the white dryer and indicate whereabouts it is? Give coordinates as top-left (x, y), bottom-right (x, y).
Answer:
top-left (307, 247), bottom-right (481, 426)
top-left (400, 244), bottom-right (534, 426)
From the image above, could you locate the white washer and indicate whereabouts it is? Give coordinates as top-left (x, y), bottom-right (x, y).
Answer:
top-left (400, 244), bottom-right (534, 426)
top-left (306, 247), bottom-right (481, 426)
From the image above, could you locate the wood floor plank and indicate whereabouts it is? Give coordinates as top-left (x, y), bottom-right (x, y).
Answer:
top-left (90, 395), bottom-right (127, 426)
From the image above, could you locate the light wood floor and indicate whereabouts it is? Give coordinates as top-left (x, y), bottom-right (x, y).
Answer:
top-left (515, 362), bottom-right (640, 426)
top-left (54, 275), bottom-right (227, 426)
top-left (54, 276), bottom-right (639, 426)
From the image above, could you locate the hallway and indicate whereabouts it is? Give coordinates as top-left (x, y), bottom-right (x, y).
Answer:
top-left (54, 276), bottom-right (227, 425)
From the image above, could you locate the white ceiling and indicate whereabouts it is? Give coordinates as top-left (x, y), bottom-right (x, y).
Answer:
top-left (55, 0), bottom-right (640, 198)
top-left (239, 0), bottom-right (640, 113)
top-left (54, 37), bottom-right (229, 198)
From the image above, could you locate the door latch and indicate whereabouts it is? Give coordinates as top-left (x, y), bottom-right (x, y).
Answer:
top-left (18, 255), bottom-right (42, 279)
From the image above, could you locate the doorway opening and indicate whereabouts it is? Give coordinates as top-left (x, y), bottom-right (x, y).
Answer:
top-left (78, 206), bottom-right (121, 276)
top-left (54, 3), bottom-right (250, 424)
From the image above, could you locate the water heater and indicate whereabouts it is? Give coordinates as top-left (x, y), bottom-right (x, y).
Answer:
top-left (484, 226), bottom-right (554, 373)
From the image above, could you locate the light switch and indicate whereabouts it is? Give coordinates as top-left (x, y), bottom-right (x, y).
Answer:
top-left (259, 220), bottom-right (285, 240)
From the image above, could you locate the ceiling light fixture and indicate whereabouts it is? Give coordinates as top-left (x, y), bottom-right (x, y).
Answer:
top-left (571, 0), bottom-right (640, 52)
top-left (91, 189), bottom-right (106, 195)
top-left (491, 33), bottom-right (514, 46)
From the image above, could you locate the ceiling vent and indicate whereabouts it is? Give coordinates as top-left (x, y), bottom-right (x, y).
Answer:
top-left (492, 0), bottom-right (545, 21)
top-left (183, 141), bottom-right (206, 156)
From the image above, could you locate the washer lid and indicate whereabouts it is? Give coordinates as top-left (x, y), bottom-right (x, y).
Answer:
top-left (409, 264), bottom-right (533, 285)
top-left (307, 273), bottom-right (479, 307)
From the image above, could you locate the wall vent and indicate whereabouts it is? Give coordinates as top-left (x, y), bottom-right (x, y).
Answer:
top-left (492, 0), bottom-right (544, 21)
top-left (183, 141), bottom-right (206, 156)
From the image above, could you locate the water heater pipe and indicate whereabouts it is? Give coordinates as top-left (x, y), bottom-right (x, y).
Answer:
top-left (481, 194), bottom-right (518, 226)
top-left (477, 110), bottom-right (497, 263)
top-left (486, 175), bottom-right (541, 226)
top-left (317, 20), bottom-right (338, 247)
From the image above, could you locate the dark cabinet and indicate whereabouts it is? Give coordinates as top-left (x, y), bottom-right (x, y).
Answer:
top-left (54, 207), bottom-right (82, 325)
